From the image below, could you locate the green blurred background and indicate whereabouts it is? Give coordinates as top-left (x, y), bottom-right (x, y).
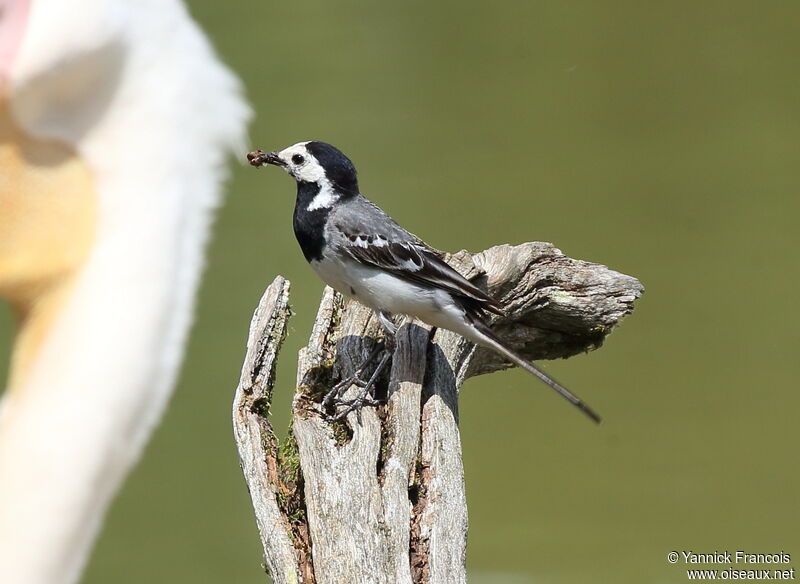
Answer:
top-left (3, 1), bottom-right (799, 582)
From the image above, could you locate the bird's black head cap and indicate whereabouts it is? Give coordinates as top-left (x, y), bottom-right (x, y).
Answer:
top-left (305, 141), bottom-right (359, 195)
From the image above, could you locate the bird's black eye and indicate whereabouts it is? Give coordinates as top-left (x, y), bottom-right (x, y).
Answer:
top-left (292, 154), bottom-right (305, 165)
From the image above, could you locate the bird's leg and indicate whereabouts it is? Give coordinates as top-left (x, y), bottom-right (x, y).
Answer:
top-left (377, 310), bottom-right (398, 344)
top-left (321, 342), bottom-right (383, 410)
top-left (323, 311), bottom-right (398, 422)
top-left (329, 349), bottom-right (392, 423)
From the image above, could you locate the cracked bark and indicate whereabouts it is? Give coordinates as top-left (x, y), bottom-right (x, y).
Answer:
top-left (232, 242), bottom-right (643, 584)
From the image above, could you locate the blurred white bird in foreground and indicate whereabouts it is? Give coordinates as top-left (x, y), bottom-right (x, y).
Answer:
top-left (0, 1), bottom-right (250, 582)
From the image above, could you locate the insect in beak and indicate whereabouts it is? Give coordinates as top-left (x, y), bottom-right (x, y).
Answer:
top-left (247, 150), bottom-right (286, 167)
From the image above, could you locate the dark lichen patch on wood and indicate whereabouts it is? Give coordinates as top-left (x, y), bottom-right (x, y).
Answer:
top-left (409, 454), bottom-right (431, 584)
top-left (375, 407), bottom-right (392, 481)
top-left (250, 396), bottom-right (272, 418)
top-left (329, 418), bottom-right (353, 446)
top-left (272, 428), bottom-right (315, 582)
top-left (297, 360), bottom-right (335, 400)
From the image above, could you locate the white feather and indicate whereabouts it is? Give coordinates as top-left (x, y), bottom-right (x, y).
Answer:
top-left (310, 254), bottom-right (467, 332)
top-left (352, 235), bottom-right (370, 248)
top-left (307, 178), bottom-right (340, 211)
top-left (402, 258), bottom-right (423, 271)
top-left (0, 2), bottom-right (250, 583)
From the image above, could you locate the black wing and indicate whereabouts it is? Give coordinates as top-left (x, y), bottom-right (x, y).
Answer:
top-left (342, 234), bottom-right (504, 316)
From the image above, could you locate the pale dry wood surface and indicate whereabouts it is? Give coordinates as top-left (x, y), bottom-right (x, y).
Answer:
top-left (232, 242), bottom-right (643, 584)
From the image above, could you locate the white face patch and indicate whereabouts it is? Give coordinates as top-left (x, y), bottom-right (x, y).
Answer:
top-left (277, 142), bottom-right (325, 182)
top-left (276, 141), bottom-right (340, 210)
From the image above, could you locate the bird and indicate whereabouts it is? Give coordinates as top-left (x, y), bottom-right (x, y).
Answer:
top-left (248, 141), bottom-right (601, 423)
top-left (0, 1), bottom-right (249, 583)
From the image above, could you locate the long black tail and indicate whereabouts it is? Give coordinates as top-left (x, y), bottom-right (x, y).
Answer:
top-left (472, 324), bottom-right (602, 424)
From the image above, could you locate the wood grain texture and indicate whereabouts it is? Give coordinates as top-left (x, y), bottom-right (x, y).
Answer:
top-left (232, 277), bottom-right (302, 584)
top-left (233, 243), bottom-right (643, 583)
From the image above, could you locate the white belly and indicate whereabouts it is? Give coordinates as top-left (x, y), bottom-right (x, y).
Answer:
top-left (309, 254), bottom-right (463, 329)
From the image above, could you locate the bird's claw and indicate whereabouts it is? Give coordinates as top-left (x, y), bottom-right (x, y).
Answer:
top-left (321, 374), bottom-right (367, 410)
top-left (321, 340), bottom-right (393, 423)
top-left (325, 392), bottom-right (383, 424)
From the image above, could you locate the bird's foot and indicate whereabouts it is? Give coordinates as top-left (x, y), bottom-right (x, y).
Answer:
top-left (322, 344), bottom-right (393, 423)
top-left (327, 388), bottom-right (383, 424)
top-left (321, 344), bottom-right (381, 410)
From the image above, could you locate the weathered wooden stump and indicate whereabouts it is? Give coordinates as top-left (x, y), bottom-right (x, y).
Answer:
top-left (233, 242), bottom-right (643, 584)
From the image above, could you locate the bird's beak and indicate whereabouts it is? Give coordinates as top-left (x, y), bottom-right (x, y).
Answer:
top-left (262, 152), bottom-right (286, 167)
top-left (247, 150), bottom-right (286, 168)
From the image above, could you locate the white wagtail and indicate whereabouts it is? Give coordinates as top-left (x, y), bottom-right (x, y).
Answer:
top-left (248, 141), bottom-right (600, 423)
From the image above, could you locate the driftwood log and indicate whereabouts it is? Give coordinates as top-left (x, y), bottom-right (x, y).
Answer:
top-left (232, 241), bottom-right (643, 584)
